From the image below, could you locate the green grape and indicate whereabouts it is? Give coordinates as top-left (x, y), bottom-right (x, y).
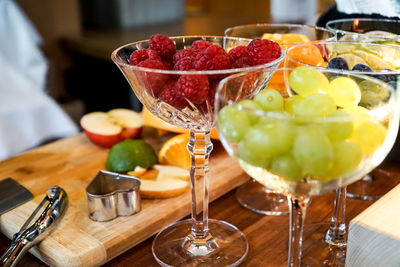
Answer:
top-left (237, 140), bottom-right (270, 168)
top-left (270, 153), bottom-right (303, 181)
top-left (293, 125), bottom-right (334, 177)
top-left (343, 106), bottom-right (370, 128)
top-left (327, 77), bottom-right (361, 108)
top-left (328, 141), bottom-right (363, 178)
top-left (293, 93), bottom-right (337, 118)
top-left (284, 95), bottom-right (304, 114)
top-left (243, 122), bottom-right (294, 158)
top-left (350, 120), bottom-right (387, 155)
top-left (254, 88), bottom-right (284, 111)
top-left (238, 99), bottom-right (262, 124)
top-left (218, 106), bottom-right (250, 142)
top-left (321, 109), bottom-right (353, 142)
top-left (358, 80), bottom-right (390, 108)
top-left (289, 66), bottom-right (330, 97)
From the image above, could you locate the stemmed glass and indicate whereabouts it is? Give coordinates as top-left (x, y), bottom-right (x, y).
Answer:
top-left (215, 66), bottom-right (399, 267)
top-left (111, 36), bottom-right (284, 266)
top-left (285, 41), bottom-right (400, 265)
top-left (325, 19), bottom-right (400, 199)
top-left (224, 23), bottom-right (336, 215)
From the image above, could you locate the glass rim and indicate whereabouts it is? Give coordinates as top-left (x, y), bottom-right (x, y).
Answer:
top-left (326, 18), bottom-right (400, 40)
top-left (215, 66), bottom-right (396, 122)
top-left (110, 35), bottom-right (285, 75)
top-left (224, 23), bottom-right (337, 45)
top-left (286, 41), bottom-right (400, 75)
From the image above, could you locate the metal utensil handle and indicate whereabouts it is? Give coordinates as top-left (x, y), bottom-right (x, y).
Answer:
top-left (0, 186), bottom-right (68, 267)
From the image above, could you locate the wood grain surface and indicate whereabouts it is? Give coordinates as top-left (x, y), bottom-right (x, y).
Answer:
top-left (0, 131), bottom-right (248, 266)
top-left (0, 133), bottom-right (398, 267)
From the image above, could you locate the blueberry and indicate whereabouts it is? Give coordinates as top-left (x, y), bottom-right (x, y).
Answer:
top-left (352, 64), bottom-right (373, 72)
top-left (328, 57), bottom-right (349, 70)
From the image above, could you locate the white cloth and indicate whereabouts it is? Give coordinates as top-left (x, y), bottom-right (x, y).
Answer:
top-left (0, 0), bottom-right (78, 160)
top-left (336, 0), bottom-right (400, 17)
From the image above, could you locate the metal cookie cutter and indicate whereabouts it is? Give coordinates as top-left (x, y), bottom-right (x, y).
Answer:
top-left (1, 186), bottom-right (68, 267)
top-left (86, 170), bottom-right (141, 222)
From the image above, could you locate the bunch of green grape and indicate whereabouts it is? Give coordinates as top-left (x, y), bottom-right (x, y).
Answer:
top-left (218, 66), bottom-right (388, 182)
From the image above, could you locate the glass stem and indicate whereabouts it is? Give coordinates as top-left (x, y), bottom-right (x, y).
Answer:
top-left (187, 130), bottom-right (213, 240)
top-left (288, 196), bottom-right (309, 267)
top-left (325, 186), bottom-right (347, 247)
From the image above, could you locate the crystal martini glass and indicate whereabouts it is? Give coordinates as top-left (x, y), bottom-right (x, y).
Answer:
top-left (215, 66), bottom-right (399, 267)
top-left (224, 23), bottom-right (336, 215)
top-left (111, 35), bottom-right (284, 266)
top-left (286, 41), bottom-right (400, 265)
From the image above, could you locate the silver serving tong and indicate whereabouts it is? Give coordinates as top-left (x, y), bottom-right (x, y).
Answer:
top-left (0, 186), bottom-right (68, 267)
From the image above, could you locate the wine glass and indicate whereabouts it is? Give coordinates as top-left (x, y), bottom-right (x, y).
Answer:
top-left (326, 18), bottom-right (400, 44)
top-left (215, 66), bottom-right (399, 267)
top-left (285, 41), bottom-right (400, 265)
top-left (224, 23), bottom-right (336, 215)
top-left (111, 36), bottom-right (284, 266)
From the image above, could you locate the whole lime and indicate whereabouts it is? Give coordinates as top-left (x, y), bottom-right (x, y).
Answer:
top-left (105, 139), bottom-right (157, 172)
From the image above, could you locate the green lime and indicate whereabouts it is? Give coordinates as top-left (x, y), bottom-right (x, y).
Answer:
top-left (106, 139), bottom-right (157, 172)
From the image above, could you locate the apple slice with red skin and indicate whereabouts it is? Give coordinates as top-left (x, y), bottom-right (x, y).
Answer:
top-left (80, 108), bottom-right (143, 147)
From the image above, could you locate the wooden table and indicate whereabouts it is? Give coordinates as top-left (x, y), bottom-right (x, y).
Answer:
top-left (0, 135), bottom-right (398, 267)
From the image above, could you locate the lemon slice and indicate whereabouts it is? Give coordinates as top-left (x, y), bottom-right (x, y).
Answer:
top-left (337, 53), bottom-right (367, 69)
top-left (352, 50), bottom-right (395, 70)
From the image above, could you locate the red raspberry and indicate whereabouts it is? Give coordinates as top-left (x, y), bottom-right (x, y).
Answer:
top-left (246, 38), bottom-right (282, 66)
top-left (173, 57), bottom-right (194, 71)
top-left (191, 40), bottom-right (213, 52)
top-left (199, 81), bottom-right (218, 114)
top-left (176, 75), bottom-right (209, 104)
top-left (159, 80), bottom-right (187, 109)
top-left (129, 49), bottom-right (160, 65)
top-left (194, 45), bottom-right (230, 71)
top-left (231, 57), bottom-right (251, 69)
top-left (172, 48), bottom-right (196, 65)
top-left (136, 59), bottom-right (169, 96)
top-left (228, 46), bottom-right (247, 64)
top-left (149, 34), bottom-right (176, 61)
top-left (163, 60), bottom-right (173, 70)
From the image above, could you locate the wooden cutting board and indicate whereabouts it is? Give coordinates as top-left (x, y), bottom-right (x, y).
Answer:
top-left (0, 130), bottom-right (248, 267)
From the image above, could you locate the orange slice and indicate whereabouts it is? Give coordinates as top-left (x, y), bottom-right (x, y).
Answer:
top-left (158, 133), bottom-right (191, 170)
top-left (262, 33), bottom-right (311, 50)
top-left (142, 107), bottom-right (220, 139)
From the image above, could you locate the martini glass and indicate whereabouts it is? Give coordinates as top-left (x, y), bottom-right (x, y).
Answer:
top-left (111, 36), bottom-right (284, 266)
top-left (224, 23), bottom-right (336, 215)
top-left (286, 41), bottom-right (400, 265)
top-left (215, 66), bottom-right (399, 267)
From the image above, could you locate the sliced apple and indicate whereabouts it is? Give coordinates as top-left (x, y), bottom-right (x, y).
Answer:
top-left (80, 108), bottom-right (143, 147)
top-left (153, 164), bottom-right (189, 181)
top-left (140, 178), bottom-right (189, 199)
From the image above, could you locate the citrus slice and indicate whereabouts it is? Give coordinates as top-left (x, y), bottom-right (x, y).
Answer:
top-left (337, 53), bottom-right (367, 69)
top-left (352, 50), bottom-right (395, 70)
top-left (261, 33), bottom-right (310, 45)
top-left (142, 107), bottom-right (220, 139)
top-left (158, 133), bottom-right (191, 170)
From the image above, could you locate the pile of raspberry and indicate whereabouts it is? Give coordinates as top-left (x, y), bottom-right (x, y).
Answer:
top-left (129, 34), bottom-right (281, 110)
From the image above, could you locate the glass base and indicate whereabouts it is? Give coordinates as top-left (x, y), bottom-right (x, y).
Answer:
top-left (152, 219), bottom-right (248, 267)
top-left (235, 179), bottom-right (289, 216)
top-left (302, 222), bottom-right (347, 267)
top-left (346, 169), bottom-right (398, 201)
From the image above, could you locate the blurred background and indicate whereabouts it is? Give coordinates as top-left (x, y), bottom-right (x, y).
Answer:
top-left (13, 0), bottom-right (335, 123)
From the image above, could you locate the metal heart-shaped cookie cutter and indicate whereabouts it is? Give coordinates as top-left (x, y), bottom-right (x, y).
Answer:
top-left (86, 170), bottom-right (141, 222)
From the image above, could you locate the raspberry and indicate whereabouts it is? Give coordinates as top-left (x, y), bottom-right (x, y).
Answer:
top-left (199, 81), bottom-right (218, 114)
top-left (176, 75), bottom-right (209, 104)
top-left (191, 40), bottom-right (213, 52)
top-left (173, 57), bottom-right (194, 71)
top-left (246, 38), bottom-right (281, 66)
top-left (172, 48), bottom-right (196, 65)
top-left (231, 57), bottom-right (251, 69)
top-left (129, 49), bottom-right (160, 65)
top-left (228, 46), bottom-right (247, 64)
top-left (194, 45), bottom-right (230, 71)
top-left (136, 59), bottom-right (169, 96)
top-left (159, 80), bottom-right (187, 109)
top-left (149, 34), bottom-right (176, 61)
